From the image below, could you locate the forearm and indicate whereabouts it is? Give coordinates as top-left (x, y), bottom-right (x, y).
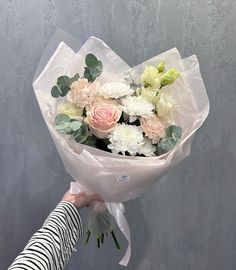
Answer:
top-left (8, 201), bottom-right (83, 270)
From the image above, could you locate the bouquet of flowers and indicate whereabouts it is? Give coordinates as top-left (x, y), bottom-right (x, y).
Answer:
top-left (52, 53), bottom-right (182, 157)
top-left (33, 29), bottom-right (209, 266)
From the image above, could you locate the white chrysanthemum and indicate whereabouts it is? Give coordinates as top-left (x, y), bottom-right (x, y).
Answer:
top-left (108, 123), bottom-right (144, 155)
top-left (122, 95), bottom-right (155, 116)
top-left (138, 138), bottom-right (156, 157)
top-left (99, 82), bottom-right (134, 99)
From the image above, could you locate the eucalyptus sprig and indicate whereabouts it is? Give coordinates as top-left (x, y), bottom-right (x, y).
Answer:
top-left (84, 53), bottom-right (103, 82)
top-left (51, 73), bottom-right (80, 98)
top-left (55, 114), bottom-right (89, 143)
top-left (158, 125), bottom-right (182, 154)
top-left (51, 53), bottom-right (103, 97)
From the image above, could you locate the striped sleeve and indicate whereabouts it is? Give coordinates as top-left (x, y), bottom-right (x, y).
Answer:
top-left (8, 201), bottom-right (83, 270)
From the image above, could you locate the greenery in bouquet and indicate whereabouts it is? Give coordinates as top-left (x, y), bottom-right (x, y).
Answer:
top-left (51, 53), bottom-right (182, 157)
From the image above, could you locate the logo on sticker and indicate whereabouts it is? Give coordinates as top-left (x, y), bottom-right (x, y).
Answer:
top-left (117, 175), bottom-right (130, 183)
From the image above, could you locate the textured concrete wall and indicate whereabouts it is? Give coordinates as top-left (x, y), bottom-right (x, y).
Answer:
top-left (0, 1), bottom-right (236, 269)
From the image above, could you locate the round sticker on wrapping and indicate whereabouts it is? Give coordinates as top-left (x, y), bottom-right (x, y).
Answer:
top-left (117, 175), bottom-right (130, 183)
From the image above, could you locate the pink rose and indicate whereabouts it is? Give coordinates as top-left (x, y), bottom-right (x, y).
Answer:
top-left (86, 104), bottom-right (121, 139)
top-left (141, 115), bottom-right (165, 143)
top-left (67, 78), bottom-right (100, 107)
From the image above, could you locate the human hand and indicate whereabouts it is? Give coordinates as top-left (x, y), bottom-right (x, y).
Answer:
top-left (62, 191), bottom-right (102, 209)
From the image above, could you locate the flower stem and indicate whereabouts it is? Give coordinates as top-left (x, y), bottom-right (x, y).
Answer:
top-left (97, 236), bottom-right (100, 248)
top-left (101, 233), bottom-right (104, 244)
top-left (85, 230), bottom-right (91, 245)
top-left (111, 230), bottom-right (121, 250)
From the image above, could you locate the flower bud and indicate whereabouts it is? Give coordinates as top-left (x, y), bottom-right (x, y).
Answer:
top-left (156, 60), bottom-right (165, 73)
top-left (161, 68), bottom-right (179, 87)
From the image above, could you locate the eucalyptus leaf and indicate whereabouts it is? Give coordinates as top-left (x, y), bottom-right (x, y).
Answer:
top-left (55, 114), bottom-right (70, 125)
top-left (84, 56), bottom-right (103, 82)
top-left (84, 67), bottom-right (94, 82)
top-left (57, 76), bottom-right (71, 97)
top-left (56, 128), bottom-right (67, 134)
top-left (57, 75), bottom-right (71, 87)
top-left (83, 136), bottom-right (97, 147)
top-left (56, 122), bottom-right (72, 134)
top-left (171, 126), bottom-right (182, 143)
top-left (70, 73), bottom-right (80, 83)
top-left (158, 125), bottom-right (182, 155)
top-left (55, 123), bottom-right (70, 130)
top-left (73, 124), bottom-right (88, 143)
top-left (51, 86), bottom-right (61, 98)
top-left (85, 54), bottom-right (98, 67)
top-left (70, 121), bottom-right (82, 131)
top-left (96, 60), bottom-right (103, 70)
top-left (158, 137), bottom-right (177, 155)
top-left (165, 125), bottom-right (182, 141)
top-left (51, 73), bottom-right (82, 98)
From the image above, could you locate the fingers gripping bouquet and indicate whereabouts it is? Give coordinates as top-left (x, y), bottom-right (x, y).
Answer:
top-left (33, 30), bottom-right (209, 266)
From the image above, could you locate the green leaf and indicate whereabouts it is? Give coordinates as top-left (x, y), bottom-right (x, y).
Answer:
top-left (171, 126), bottom-right (182, 143)
top-left (84, 57), bottom-right (103, 82)
top-left (84, 66), bottom-right (103, 82)
top-left (165, 125), bottom-right (182, 142)
top-left (55, 122), bottom-right (71, 134)
top-left (85, 54), bottom-right (98, 67)
top-left (57, 75), bottom-right (70, 87)
top-left (55, 114), bottom-right (70, 125)
top-left (56, 128), bottom-right (67, 134)
top-left (51, 73), bottom-right (81, 98)
top-left (84, 67), bottom-right (94, 82)
top-left (73, 123), bottom-right (88, 143)
top-left (82, 136), bottom-right (97, 147)
top-left (158, 125), bottom-right (182, 154)
top-left (96, 60), bottom-right (103, 70)
top-left (158, 137), bottom-right (177, 155)
top-left (70, 73), bottom-right (80, 83)
top-left (51, 86), bottom-right (61, 98)
top-left (56, 75), bottom-right (71, 97)
top-left (70, 121), bottom-right (82, 131)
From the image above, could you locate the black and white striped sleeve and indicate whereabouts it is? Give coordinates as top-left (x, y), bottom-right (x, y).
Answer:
top-left (8, 201), bottom-right (83, 270)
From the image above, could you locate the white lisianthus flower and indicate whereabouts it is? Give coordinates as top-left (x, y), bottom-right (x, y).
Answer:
top-left (141, 66), bottom-right (161, 88)
top-left (155, 90), bottom-right (176, 118)
top-left (99, 82), bottom-right (134, 99)
top-left (122, 95), bottom-right (155, 117)
top-left (141, 87), bottom-right (158, 103)
top-left (108, 123), bottom-right (144, 155)
top-left (138, 138), bottom-right (156, 157)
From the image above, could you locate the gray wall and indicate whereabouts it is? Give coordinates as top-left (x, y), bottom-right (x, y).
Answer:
top-left (0, 1), bottom-right (236, 269)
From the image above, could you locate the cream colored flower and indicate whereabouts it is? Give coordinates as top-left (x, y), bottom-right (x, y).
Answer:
top-left (108, 124), bottom-right (144, 155)
top-left (99, 82), bottom-right (134, 99)
top-left (141, 66), bottom-right (161, 89)
top-left (121, 95), bottom-right (155, 117)
top-left (141, 87), bottom-right (158, 103)
top-left (155, 90), bottom-right (176, 118)
top-left (140, 115), bottom-right (165, 143)
top-left (57, 103), bottom-right (83, 119)
top-left (67, 78), bottom-right (100, 107)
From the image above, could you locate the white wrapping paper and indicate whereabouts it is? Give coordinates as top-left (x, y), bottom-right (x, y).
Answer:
top-left (33, 30), bottom-right (209, 266)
